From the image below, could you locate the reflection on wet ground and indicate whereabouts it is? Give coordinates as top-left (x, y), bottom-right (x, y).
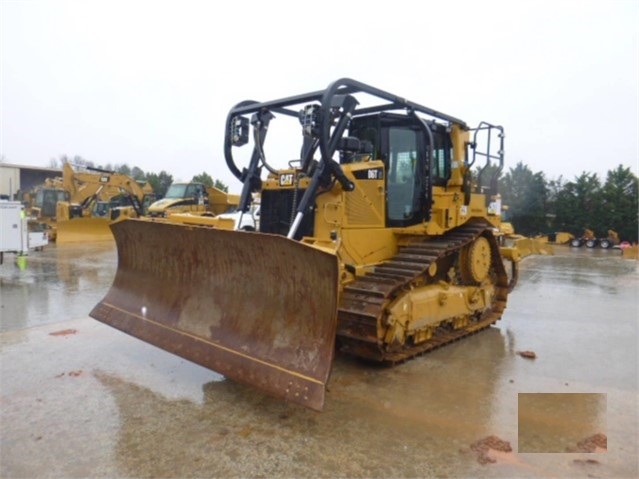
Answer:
top-left (0, 241), bottom-right (117, 332)
top-left (1, 244), bottom-right (638, 478)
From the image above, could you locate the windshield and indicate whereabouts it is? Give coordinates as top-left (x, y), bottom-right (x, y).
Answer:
top-left (35, 189), bottom-right (68, 207)
top-left (164, 184), bottom-right (188, 199)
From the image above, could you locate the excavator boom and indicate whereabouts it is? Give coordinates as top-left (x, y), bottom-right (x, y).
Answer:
top-left (90, 219), bottom-right (339, 410)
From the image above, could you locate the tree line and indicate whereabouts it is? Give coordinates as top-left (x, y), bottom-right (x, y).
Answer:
top-left (48, 155), bottom-right (638, 242)
top-left (499, 162), bottom-right (638, 243)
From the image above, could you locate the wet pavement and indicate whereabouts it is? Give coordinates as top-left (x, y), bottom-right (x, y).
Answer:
top-left (0, 243), bottom-right (637, 478)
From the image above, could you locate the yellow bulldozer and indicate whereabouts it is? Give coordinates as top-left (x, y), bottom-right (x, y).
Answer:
top-left (22, 174), bottom-right (69, 241)
top-left (498, 222), bottom-right (555, 257)
top-left (92, 78), bottom-right (530, 411)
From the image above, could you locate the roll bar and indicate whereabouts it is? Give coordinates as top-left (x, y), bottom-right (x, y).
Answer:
top-left (223, 78), bottom-right (470, 237)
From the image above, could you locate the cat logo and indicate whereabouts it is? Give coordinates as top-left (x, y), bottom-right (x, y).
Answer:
top-left (279, 173), bottom-right (294, 186)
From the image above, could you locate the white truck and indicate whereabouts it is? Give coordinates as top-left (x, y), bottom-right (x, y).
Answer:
top-left (1, 201), bottom-right (48, 265)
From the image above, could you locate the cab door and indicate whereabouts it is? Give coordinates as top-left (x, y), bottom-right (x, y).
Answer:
top-left (384, 124), bottom-right (429, 227)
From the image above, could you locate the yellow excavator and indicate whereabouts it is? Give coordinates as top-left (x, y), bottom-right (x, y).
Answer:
top-left (54, 163), bottom-right (156, 242)
top-left (61, 162), bottom-right (156, 211)
top-left (24, 163), bottom-right (156, 242)
top-left (92, 78), bottom-right (527, 411)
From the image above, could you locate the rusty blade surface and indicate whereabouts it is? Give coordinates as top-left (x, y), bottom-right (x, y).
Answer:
top-left (90, 219), bottom-right (339, 411)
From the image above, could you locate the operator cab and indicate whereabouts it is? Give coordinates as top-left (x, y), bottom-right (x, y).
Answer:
top-left (163, 182), bottom-right (209, 206)
top-left (349, 113), bottom-right (453, 228)
top-left (35, 188), bottom-right (70, 217)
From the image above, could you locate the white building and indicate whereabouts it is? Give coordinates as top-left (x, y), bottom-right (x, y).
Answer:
top-left (0, 163), bottom-right (61, 200)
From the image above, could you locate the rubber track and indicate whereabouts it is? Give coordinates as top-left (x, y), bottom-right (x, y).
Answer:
top-left (336, 220), bottom-right (511, 363)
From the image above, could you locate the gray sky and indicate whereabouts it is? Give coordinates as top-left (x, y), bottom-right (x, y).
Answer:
top-left (1, 0), bottom-right (637, 192)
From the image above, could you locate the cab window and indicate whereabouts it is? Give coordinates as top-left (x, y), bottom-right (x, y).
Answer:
top-left (431, 130), bottom-right (452, 185)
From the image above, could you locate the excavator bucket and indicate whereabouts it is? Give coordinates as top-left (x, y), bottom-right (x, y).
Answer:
top-left (90, 219), bottom-right (339, 411)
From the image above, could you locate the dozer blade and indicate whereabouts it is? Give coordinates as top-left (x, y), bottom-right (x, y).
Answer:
top-left (513, 237), bottom-right (555, 257)
top-left (90, 219), bottom-right (339, 411)
top-left (56, 217), bottom-right (114, 243)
